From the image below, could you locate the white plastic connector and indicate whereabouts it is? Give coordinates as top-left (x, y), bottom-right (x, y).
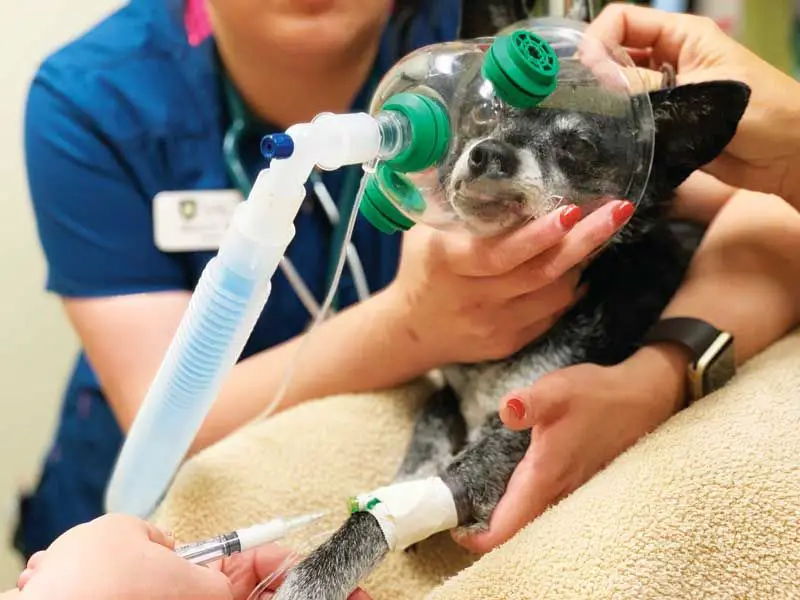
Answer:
top-left (312, 112), bottom-right (382, 171)
top-left (237, 115), bottom-right (384, 244)
top-left (354, 477), bottom-right (459, 551)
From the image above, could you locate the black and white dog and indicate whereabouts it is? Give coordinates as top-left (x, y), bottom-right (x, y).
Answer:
top-left (271, 65), bottom-right (750, 600)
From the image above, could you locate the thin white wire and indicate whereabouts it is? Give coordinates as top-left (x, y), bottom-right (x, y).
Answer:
top-left (255, 169), bottom-right (371, 421)
top-left (311, 177), bottom-right (371, 302)
top-left (278, 258), bottom-right (321, 319)
top-left (278, 176), bottom-right (370, 322)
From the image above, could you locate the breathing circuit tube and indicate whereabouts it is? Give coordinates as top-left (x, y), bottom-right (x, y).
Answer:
top-left (104, 99), bottom-right (450, 518)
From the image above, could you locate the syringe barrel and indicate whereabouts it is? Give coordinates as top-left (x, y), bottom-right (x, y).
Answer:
top-left (175, 533), bottom-right (240, 565)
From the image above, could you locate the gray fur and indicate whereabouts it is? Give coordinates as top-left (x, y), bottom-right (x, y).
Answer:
top-left (445, 338), bottom-right (578, 432)
top-left (276, 513), bottom-right (389, 600)
top-left (394, 386), bottom-right (467, 483)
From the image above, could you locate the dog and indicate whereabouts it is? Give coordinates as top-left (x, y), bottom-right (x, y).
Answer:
top-left (270, 59), bottom-right (751, 600)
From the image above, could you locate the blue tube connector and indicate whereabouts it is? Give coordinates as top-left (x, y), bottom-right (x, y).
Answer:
top-left (261, 134), bottom-right (294, 165)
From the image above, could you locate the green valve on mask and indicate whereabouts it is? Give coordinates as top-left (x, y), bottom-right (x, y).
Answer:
top-left (381, 92), bottom-right (451, 173)
top-left (360, 164), bottom-right (425, 234)
top-left (483, 29), bottom-right (560, 109)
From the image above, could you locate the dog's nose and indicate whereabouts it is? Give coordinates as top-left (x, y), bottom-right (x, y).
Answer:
top-left (467, 139), bottom-right (519, 178)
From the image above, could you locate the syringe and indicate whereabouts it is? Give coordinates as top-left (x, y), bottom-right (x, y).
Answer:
top-left (175, 512), bottom-right (325, 565)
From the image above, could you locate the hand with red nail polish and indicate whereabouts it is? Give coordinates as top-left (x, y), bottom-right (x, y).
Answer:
top-left (455, 358), bottom-right (678, 554)
top-left (388, 200), bottom-right (628, 366)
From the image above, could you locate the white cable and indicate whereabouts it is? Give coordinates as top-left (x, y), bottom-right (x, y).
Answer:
top-left (343, 245), bottom-right (370, 303)
top-left (278, 258), bottom-right (321, 319)
top-left (255, 169), bottom-right (370, 421)
top-left (312, 176), bottom-right (371, 302)
top-left (277, 176), bottom-right (371, 322)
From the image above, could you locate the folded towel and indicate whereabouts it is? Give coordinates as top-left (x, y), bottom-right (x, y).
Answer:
top-left (154, 329), bottom-right (800, 599)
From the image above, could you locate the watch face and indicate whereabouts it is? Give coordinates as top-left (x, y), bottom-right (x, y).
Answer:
top-left (702, 338), bottom-right (736, 393)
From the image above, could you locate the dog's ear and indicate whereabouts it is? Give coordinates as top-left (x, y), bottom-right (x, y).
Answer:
top-left (647, 81), bottom-right (750, 190)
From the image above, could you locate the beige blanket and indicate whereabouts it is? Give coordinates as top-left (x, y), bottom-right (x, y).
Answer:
top-left (154, 329), bottom-right (800, 599)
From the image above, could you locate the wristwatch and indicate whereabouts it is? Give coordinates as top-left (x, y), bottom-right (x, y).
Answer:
top-left (641, 317), bottom-right (736, 408)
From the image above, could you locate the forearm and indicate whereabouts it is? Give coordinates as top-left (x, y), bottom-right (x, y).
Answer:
top-left (1, 590), bottom-right (20, 599)
top-left (670, 171), bottom-right (739, 223)
top-left (629, 191), bottom-right (800, 413)
top-left (193, 285), bottom-right (436, 451)
top-left (79, 279), bottom-right (437, 454)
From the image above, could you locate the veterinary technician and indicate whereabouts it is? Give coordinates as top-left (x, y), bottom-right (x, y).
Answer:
top-left (17, 0), bottom-right (626, 559)
top-left (5, 514), bottom-right (372, 600)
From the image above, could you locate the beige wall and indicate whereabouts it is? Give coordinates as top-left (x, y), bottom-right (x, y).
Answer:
top-left (0, 0), bottom-right (122, 587)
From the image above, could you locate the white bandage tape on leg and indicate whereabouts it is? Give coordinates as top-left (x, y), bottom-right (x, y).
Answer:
top-left (353, 477), bottom-right (459, 551)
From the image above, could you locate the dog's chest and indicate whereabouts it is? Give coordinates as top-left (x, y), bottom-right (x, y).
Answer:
top-left (442, 340), bottom-right (577, 434)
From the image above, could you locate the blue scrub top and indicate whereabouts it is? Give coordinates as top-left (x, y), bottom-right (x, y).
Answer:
top-left (15, 0), bottom-right (459, 557)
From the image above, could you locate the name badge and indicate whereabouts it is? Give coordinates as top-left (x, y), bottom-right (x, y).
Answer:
top-left (153, 190), bottom-right (243, 252)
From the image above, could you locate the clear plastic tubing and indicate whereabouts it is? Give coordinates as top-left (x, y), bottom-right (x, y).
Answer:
top-left (105, 111), bottom-right (409, 518)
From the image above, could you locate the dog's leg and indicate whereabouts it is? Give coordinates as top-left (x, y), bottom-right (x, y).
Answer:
top-left (272, 387), bottom-right (467, 600)
top-left (273, 415), bottom-right (530, 600)
top-left (393, 385), bottom-right (467, 554)
top-left (441, 414), bottom-right (531, 536)
top-left (272, 512), bottom-right (389, 600)
top-left (394, 385), bottom-right (467, 482)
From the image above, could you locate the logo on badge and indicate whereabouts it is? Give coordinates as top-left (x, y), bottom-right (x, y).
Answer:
top-left (178, 198), bottom-right (198, 221)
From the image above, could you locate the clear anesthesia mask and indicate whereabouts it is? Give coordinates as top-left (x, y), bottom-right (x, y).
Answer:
top-left (359, 17), bottom-right (655, 237)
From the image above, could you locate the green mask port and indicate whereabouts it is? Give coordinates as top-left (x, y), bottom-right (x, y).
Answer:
top-left (381, 92), bottom-right (451, 173)
top-left (482, 29), bottom-right (560, 109)
top-left (359, 165), bottom-right (426, 234)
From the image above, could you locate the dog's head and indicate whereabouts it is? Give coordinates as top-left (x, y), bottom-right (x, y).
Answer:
top-left (444, 80), bottom-right (751, 237)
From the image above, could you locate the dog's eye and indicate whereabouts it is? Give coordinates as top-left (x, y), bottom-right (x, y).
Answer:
top-left (462, 101), bottom-right (500, 137)
top-left (554, 132), bottom-right (598, 163)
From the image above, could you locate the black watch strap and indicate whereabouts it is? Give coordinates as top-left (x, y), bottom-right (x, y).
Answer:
top-left (642, 317), bottom-right (723, 363)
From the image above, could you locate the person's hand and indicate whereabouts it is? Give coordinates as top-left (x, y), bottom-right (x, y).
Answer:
top-left (16, 514), bottom-right (372, 600)
top-left (587, 3), bottom-right (800, 208)
top-left (386, 200), bottom-right (633, 366)
top-left (17, 514), bottom-right (232, 599)
top-left (454, 346), bottom-right (686, 553)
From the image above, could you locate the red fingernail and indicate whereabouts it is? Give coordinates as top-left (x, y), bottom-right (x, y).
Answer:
top-left (612, 200), bottom-right (634, 226)
top-left (559, 205), bottom-right (582, 230)
top-left (506, 397), bottom-right (526, 420)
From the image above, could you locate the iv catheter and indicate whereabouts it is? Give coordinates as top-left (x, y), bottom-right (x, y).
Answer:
top-left (175, 512), bottom-right (325, 566)
top-left (105, 98), bottom-right (445, 518)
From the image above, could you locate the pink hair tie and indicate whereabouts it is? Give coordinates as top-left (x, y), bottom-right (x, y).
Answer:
top-left (185, 0), bottom-right (212, 46)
